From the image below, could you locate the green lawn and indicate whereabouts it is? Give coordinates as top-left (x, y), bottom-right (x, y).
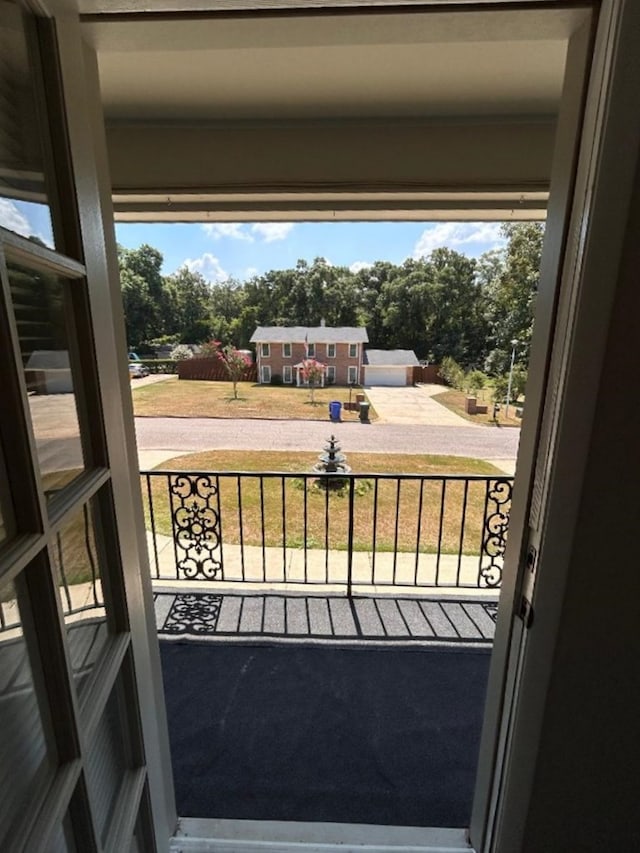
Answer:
top-left (133, 378), bottom-right (376, 421)
top-left (142, 450), bottom-right (505, 556)
top-left (433, 388), bottom-right (523, 427)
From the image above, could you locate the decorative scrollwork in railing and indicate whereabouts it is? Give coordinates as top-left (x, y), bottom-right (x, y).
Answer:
top-left (169, 474), bottom-right (223, 580)
top-left (479, 478), bottom-right (513, 588)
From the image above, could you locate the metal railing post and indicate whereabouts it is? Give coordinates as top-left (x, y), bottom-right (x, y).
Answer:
top-left (347, 477), bottom-right (355, 598)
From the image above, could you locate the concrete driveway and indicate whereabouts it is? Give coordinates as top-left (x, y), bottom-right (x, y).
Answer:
top-left (364, 384), bottom-right (473, 426)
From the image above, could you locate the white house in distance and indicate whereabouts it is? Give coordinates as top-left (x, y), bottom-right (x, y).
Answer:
top-left (363, 349), bottom-right (420, 386)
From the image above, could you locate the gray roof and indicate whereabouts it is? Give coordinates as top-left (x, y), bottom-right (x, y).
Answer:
top-left (364, 349), bottom-right (420, 367)
top-left (250, 326), bottom-right (368, 344)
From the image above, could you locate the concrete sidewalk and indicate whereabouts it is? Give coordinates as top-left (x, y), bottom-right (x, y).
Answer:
top-left (147, 531), bottom-right (498, 597)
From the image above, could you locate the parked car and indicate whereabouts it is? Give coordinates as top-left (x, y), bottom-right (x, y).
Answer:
top-left (129, 362), bottom-right (149, 378)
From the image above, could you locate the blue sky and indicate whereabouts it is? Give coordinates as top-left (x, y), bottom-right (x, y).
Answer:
top-left (1, 198), bottom-right (507, 282)
top-left (114, 221), bottom-right (507, 283)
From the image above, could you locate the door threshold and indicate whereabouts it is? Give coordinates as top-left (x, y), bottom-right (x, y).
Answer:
top-left (170, 818), bottom-right (473, 852)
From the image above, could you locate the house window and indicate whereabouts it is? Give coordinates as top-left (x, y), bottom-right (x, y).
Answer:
top-left (261, 343), bottom-right (270, 358)
top-left (307, 343), bottom-right (315, 357)
top-left (283, 365), bottom-right (293, 384)
top-left (283, 343), bottom-right (292, 358)
top-left (326, 365), bottom-right (336, 384)
top-left (260, 365), bottom-right (271, 384)
top-left (327, 343), bottom-right (336, 358)
top-left (348, 366), bottom-right (358, 385)
top-left (349, 343), bottom-right (358, 358)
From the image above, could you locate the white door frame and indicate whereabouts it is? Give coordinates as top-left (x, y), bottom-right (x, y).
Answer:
top-left (473, 1), bottom-right (640, 849)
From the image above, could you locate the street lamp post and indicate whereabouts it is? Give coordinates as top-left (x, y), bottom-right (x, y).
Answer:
top-left (505, 339), bottom-right (519, 419)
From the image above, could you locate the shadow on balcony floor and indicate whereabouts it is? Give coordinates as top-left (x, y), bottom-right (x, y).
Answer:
top-left (160, 635), bottom-right (492, 827)
top-left (155, 592), bottom-right (497, 646)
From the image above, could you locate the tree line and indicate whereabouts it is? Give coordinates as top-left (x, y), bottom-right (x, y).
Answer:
top-left (119, 222), bottom-right (543, 376)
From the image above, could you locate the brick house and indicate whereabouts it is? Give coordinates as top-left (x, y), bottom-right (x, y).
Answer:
top-left (250, 325), bottom-right (369, 386)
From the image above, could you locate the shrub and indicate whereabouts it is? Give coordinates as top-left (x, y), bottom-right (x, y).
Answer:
top-left (491, 374), bottom-right (509, 403)
top-left (270, 374), bottom-right (283, 385)
top-left (466, 370), bottom-right (487, 395)
top-left (170, 344), bottom-right (194, 361)
top-left (439, 356), bottom-right (465, 390)
top-left (510, 366), bottom-right (528, 400)
top-left (138, 359), bottom-right (178, 374)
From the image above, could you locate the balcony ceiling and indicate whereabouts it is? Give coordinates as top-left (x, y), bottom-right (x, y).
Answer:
top-left (83, 7), bottom-right (582, 123)
top-left (80, 3), bottom-right (590, 220)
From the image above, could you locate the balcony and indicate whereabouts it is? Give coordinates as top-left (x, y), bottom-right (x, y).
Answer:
top-left (0, 471), bottom-right (511, 829)
top-left (143, 469), bottom-right (512, 827)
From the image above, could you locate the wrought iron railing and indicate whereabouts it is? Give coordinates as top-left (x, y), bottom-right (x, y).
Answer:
top-left (142, 471), bottom-right (513, 593)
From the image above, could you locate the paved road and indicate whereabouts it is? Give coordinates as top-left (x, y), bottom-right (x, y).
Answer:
top-left (135, 416), bottom-right (520, 461)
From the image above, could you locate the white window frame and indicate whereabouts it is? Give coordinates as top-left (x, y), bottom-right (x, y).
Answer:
top-left (260, 365), bottom-right (271, 384)
top-left (327, 343), bottom-right (336, 358)
top-left (307, 342), bottom-right (315, 357)
top-left (261, 343), bottom-right (270, 358)
top-left (283, 365), bottom-right (293, 384)
top-left (349, 343), bottom-right (358, 358)
top-left (326, 365), bottom-right (336, 383)
top-left (348, 366), bottom-right (358, 384)
top-left (282, 342), bottom-right (292, 358)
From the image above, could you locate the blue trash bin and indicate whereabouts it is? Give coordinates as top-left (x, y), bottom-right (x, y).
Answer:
top-left (329, 401), bottom-right (342, 422)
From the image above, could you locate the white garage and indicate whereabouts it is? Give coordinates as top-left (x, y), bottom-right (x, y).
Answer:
top-left (363, 350), bottom-right (419, 386)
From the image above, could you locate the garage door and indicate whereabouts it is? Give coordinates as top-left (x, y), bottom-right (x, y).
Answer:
top-left (365, 367), bottom-right (406, 386)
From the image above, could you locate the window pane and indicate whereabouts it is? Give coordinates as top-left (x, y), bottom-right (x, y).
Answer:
top-left (8, 263), bottom-right (86, 495)
top-left (0, 4), bottom-right (54, 248)
top-left (51, 497), bottom-right (109, 698)
top-left (86, 678), bottom-right (130, 848)
top-left (0, 575), bottom-right (56, 847)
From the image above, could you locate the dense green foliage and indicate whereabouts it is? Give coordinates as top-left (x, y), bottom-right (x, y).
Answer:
top-left (118, 222), bottom-right (543, 376)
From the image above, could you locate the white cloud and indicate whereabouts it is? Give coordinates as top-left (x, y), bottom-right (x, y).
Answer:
top-left (202, 223), bottom-right (253, 241)
top-left (200, 221), bottom-right (295, 243)
top-left (244, 266), bottom-right (259, 279)
top-left (413, 222), bottom-right (505, 259)
top-left (251, 222), bottom-right (295, 242)
top-left (0, 198), bottom-right (34, 238)
top-left (349, 261), bottom-right (373, 274)
top-left (184, 253), bottom-right (228, 283)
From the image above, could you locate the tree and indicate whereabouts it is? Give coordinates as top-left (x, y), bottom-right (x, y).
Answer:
top-left (209, 280), bottom-right (248, 345)
top-left (422, 248), bottom-right (486, 365)
top-left (118, 243), bottom-right (170, 342)
top-left (164, 265), bottom-right (213, 342)
top-left (482, 223), bottom-right (544, 374)
top-left (300, 358), bottom-right (325, 404)
top-left (207, 340), bottom-right (251, 399)
top-left (119, 266), bottom-right (157, 348)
